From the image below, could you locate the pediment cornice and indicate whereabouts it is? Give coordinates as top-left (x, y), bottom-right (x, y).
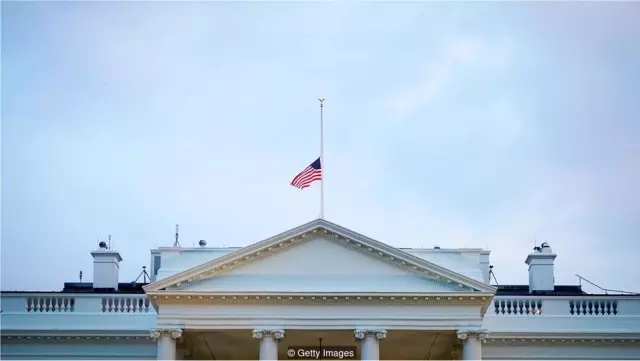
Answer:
top-left (144, 219), bottom-right (496, 295)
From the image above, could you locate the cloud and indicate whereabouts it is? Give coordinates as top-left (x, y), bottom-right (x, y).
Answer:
top-left (383, 36), bottom-right (509, 121)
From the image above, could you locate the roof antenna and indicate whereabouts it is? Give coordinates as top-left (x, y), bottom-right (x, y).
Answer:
top-left (79, 270), bottom-right (83, 282)
top-left (173, 224), bottom-right (181, 247)
top-left (133, 266), bottom-right (151, 284)
top-left (108, 234), bottom-right (112, 250)
top-left (489, 265), bottom-right (499, 285)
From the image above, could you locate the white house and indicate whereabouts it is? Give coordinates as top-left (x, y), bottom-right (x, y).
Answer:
top-left (2, 218), bottom-right (639, 360)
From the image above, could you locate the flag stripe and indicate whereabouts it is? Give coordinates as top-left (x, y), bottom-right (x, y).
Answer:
top-left (290, 157), bottom-right (322, 189)
top-left (291, 167), bottom-right (315, 186)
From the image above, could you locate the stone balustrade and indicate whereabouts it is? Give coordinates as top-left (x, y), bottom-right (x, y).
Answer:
top-left (484, 295), bottom-right (640, 335)
top-left (488, 296), bottom-right (635, 317)
top-left (2, 293), bottom-right (639, 335)
top-left (1, 293), bottom-right (157, 333)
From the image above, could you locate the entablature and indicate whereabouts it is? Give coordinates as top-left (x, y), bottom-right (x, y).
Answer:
top-left (148, 291), bottom-right (493, 307)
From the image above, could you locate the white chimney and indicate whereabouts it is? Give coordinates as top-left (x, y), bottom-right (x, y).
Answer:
top-left (525, 242), bottom-right (556, 293)
top-left (90, 241), bottom-right (122, 290)
top-left (480, 250), bottom-right (491, 285)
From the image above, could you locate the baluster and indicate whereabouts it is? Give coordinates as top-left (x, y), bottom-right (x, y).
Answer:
top-left (494, 299), bottom-right (499, 314)
top-left (506, 300), bottom-right (512, 314)
top-left (587, 301), bottom-right (593, 315)
top-left (612, 300), bottom-right (618, 315)
top-left (144, 298), bottom-right (150, 312)
top-left (120, 298), bottom-right (126, 312)
top-left (101, 298), bottom-right (107, 312)
top-left (516, 300), bottom-right (523, 315)
top-left (70, 298), bottom-right (75, 311)
top-left (126, 298), bottom-right (132, 312)
top-left (45, 297), bottom-right (52, 312)
top-left (26, 297), bottom-right (33, 312)
top-left (63, 297), bottom-right (69, 312)
top-left (108, 298), bottom-right (114, 312)
top-left (606, 300), bottom-right (612, 315)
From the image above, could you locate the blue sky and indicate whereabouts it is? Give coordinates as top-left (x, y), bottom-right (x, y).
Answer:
top-left (2, 2), bottom-right (639, 292)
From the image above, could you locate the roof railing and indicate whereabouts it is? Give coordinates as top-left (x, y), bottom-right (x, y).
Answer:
top-left (576, 274), bottom-right (639, 295)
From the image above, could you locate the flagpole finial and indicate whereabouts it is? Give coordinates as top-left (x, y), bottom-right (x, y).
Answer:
top-left (319, 98), bottom-right (325, 107)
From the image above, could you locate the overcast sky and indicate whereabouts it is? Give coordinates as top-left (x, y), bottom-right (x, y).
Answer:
top-left (2, 2), bottom-right (639, 293)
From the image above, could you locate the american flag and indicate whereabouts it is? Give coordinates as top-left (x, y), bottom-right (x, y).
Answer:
top-left (290, 157), bottom-right (322, 189)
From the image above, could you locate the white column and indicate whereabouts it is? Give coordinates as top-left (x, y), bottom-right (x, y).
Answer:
top-left (253, 329), bottom-right (285, 360)
top-left (151, 328), bottom-right (183, 360)
top-left (354, 329), bottom-right (386, 360)
top-left (456, 329), bottom-right (488, 360)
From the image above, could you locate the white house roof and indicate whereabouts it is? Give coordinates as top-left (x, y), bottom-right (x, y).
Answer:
top-left (144, 218), bottom-right (497, 294)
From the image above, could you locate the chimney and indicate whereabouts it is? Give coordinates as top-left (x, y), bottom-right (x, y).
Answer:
top-left (525, 242), bottom-right (556, 293)
top-left (90, 241), bottom-right (123, 291)
top-left (480, 251), bottom-right (491, 285)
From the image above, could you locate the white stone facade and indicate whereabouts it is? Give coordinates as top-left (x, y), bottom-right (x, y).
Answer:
top-left (1, 219), bottom-right (639, 360)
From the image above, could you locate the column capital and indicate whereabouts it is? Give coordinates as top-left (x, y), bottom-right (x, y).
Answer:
top-left (150, 328), bottom-right (183, 340)
top-left (456, 329), bottom-right (488, 342)
top-left (252, 329), bottom-right (285, 340)
top-left (354, 329), bottom-right (387, 340)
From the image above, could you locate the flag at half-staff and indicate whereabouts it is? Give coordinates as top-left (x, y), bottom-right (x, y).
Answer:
top-left (290, 157), bottom-right (322, 190)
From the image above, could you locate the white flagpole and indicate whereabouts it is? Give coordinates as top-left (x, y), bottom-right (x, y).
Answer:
top-left (319, 98), bottom-right (325, 219)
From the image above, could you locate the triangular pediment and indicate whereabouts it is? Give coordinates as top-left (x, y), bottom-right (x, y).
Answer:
top-left (144, 219), bottom-right (496, 294)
